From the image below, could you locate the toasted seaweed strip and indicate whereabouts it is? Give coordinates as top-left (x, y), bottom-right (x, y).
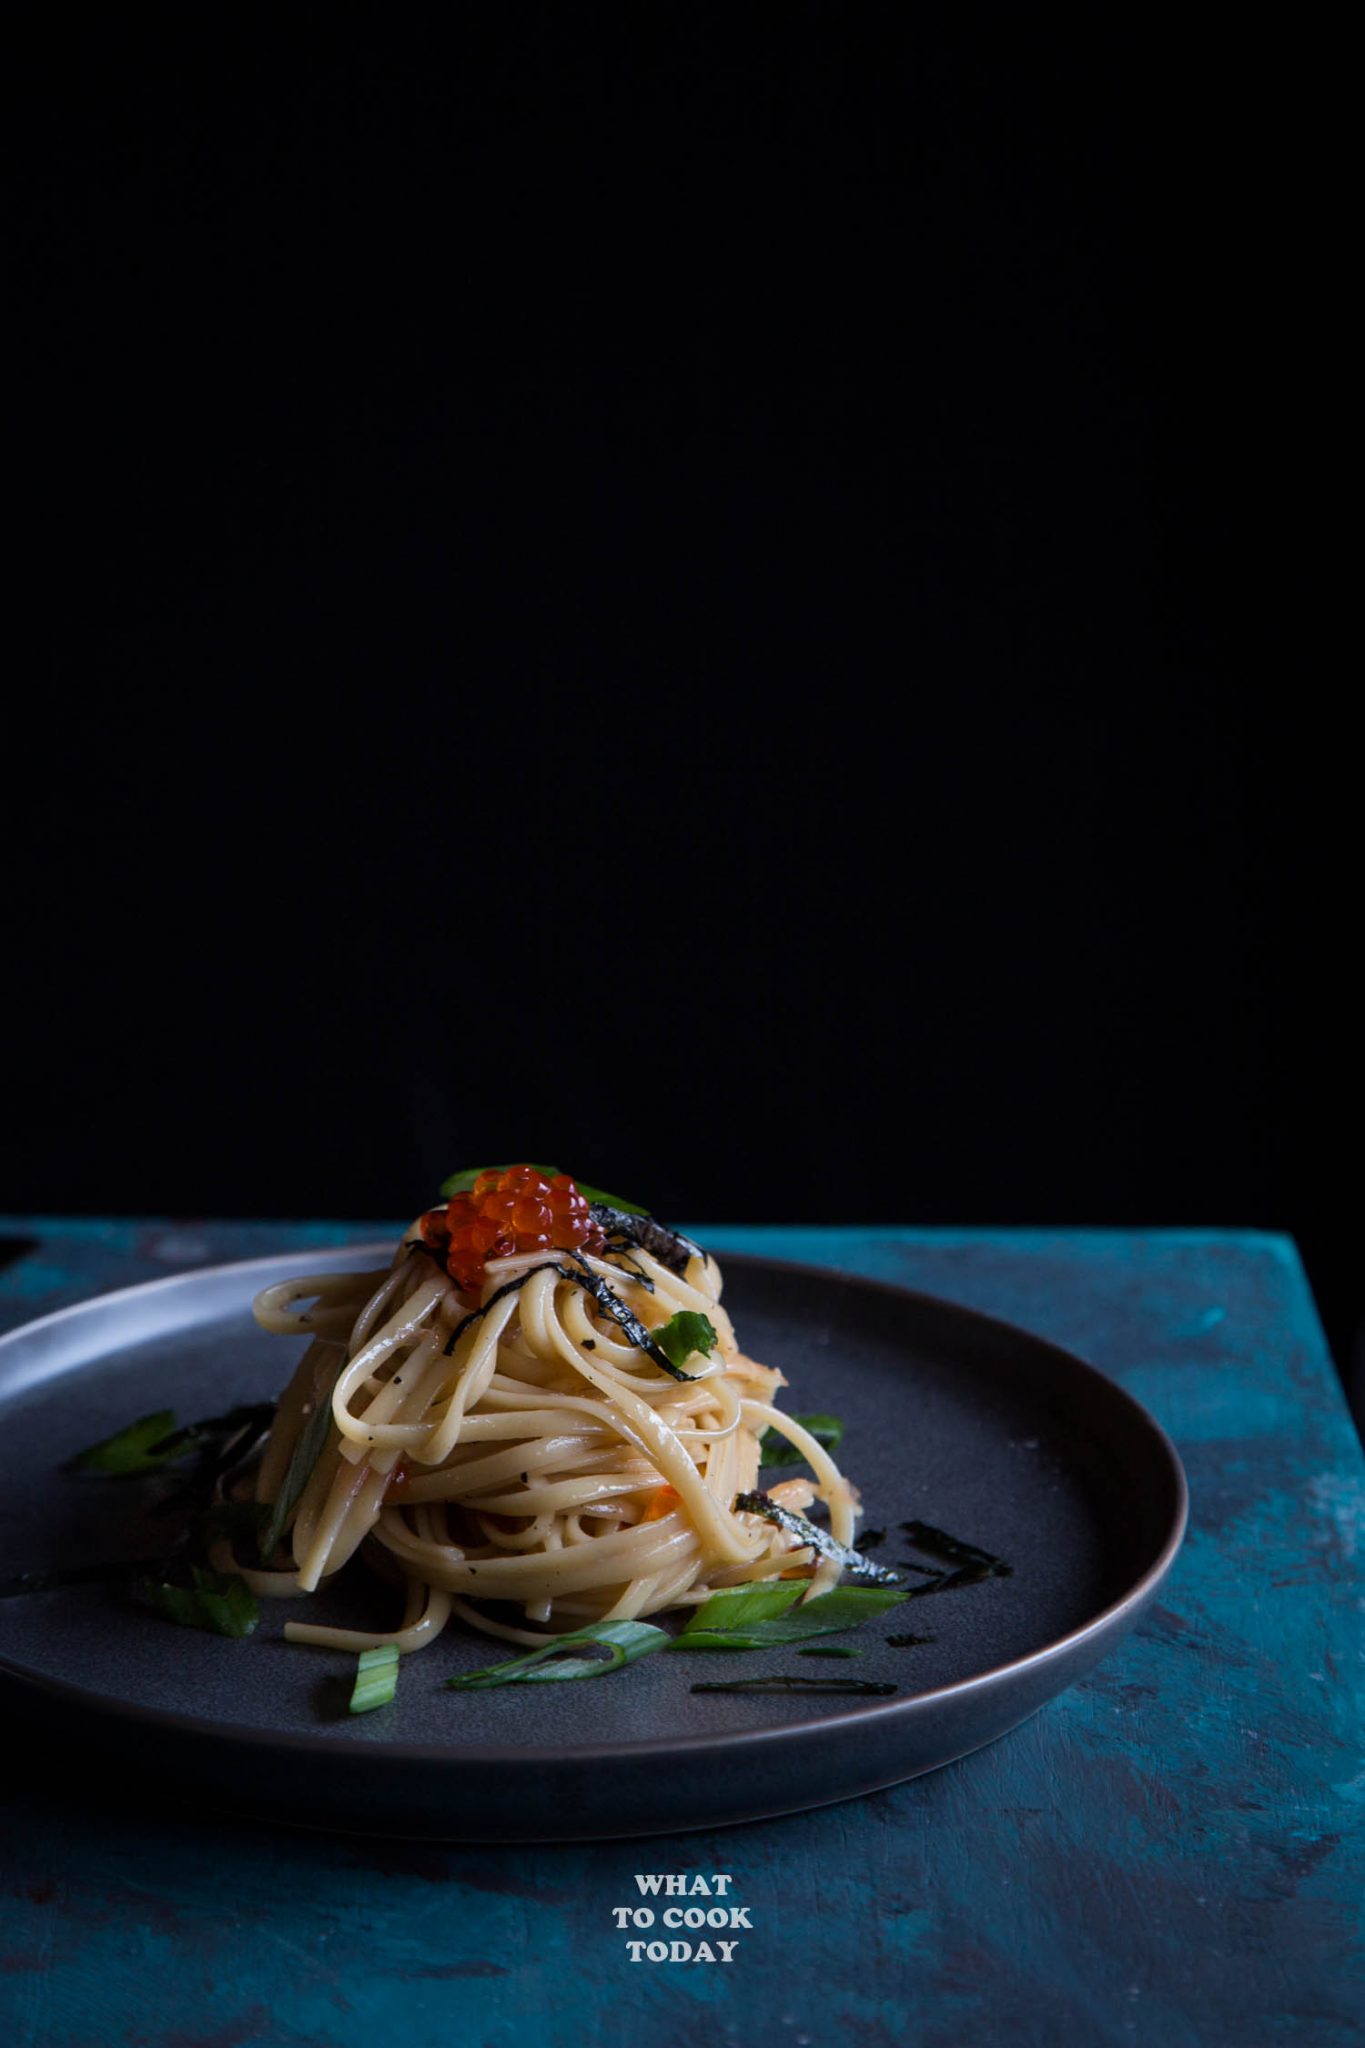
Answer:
top-left (441, 1272), bottom-right (542, 1357)
top-left (898, 1519), bottom-right (1013, 1596)
top-left (438, 1258), bottom-right (696, 1381)
top-left (0, 1556), bottom-right (175, 1599)
top-left (148, 1403), bottom-right (278, 1521)
top-left (599, 1249), bottom-right (655, 1292)
top-left (196, 1500), bottom-right (272, 1551)
top-left (145, 1404), bottom-right (276, 1463)
top-left (692, 1675), bottom-right (897, 1697)
top-left (561, 1256), bottom-right (696, 1379)
top-left (900, 1519), bottom-right (1013, 1572)
top-left (403, 1239), bottom-right (450, 1271)
top-left (588, 1205), bottom-right (703, 1275)
top-left (886, 1632), bottom-right (936, 1647)
top-left (732, 1490), bottom-right (903, 1586)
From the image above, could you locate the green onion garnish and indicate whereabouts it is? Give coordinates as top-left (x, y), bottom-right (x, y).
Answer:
top-left (445, 1619), bottom-right (668, 1689)
top-left (439, 1163), bottom-right (560, 1198)
top-left (668, 1580), bottom-right (907, 1651)
top-left (652, 1311), bottom-right (719, 1373)
top-left (570, 1181), bottom-right (647, 1215)
top-left (758, 1412), bottom-right (845, 1467)
top-left (72, 1410), bottom-right (179, 1475)
top-left (438, 1166), bottom-right (647, 1214)
top-left (73, 1404), bottom-right (277, 1479)
top-left (349, 1644), bottom-right (400, 1714)
top-left (259, 1362), bottom-right (343, 1563)
top-left (135, 1565), bottom-right (259, 1638)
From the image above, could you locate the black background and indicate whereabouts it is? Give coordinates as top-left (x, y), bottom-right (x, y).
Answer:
top-left (3, 12), bottom-right (1352, 1359)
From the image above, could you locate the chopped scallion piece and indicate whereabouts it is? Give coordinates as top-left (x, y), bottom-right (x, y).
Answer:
top-left (652, 1311), bottom-right (719, 1373)
top-left (668, 1580), bottom-right (907, 1651)
top-left (349, 1644), bottom-right (400, 1714)
top-left (259, 1363), bottom-right (343, 1563)
top-left (758, 1412), bottom-right (845, 1467)
top-left (136, 1565), bottom-right (259, 1638)
top-left (445, 1619), bottom-right (668, 1689)
top-left (439, 1163), bottom-right (561, 1198)
top-left (72, 1410), bottom-right (178, 1475)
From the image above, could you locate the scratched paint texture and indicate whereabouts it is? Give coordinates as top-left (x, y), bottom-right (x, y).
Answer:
top-left (0, 1221), bottom-right (1361, 2048)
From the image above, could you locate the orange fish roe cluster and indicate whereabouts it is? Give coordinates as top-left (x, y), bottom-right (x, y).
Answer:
top-left (419, 1166), bottom-right (608, 1296)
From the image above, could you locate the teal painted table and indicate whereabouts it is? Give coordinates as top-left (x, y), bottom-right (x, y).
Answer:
top-left (1, 1221), bottom-right (1361, 2047)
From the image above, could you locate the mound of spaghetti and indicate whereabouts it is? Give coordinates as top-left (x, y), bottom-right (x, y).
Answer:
top-left (228, 1166), bottom-right (860, 1656)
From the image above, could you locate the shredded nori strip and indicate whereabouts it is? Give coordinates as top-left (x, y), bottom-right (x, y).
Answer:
top-left (598, 1250), bottom-right (655, 1292)
top-left (403, 1238), bottom-right (450, 1271)
top-left (588, 1205), bottom-right (703, 1275)
top-left (147, 1403), bottom-right (277, 1520)
top-left (731, 1491), bottom-right (902, 1585)
top-left (897, 1520), bottom-right (1013, 1597)
top-left (560, 1255), bottom-right (695, 1378)
top-left (143, 1404), bottom-right (276, 1463)
top-left (442, 1272), bottom-right (544, 1356)
top-left (0, 1556), bottom-right (175, 1600)
top-left (440, 1259), bottom-right (695, 1380)
top-left (886, 1632), bottom-right (936, 1648)
top-left (857, 1528), bottom-right (887, 1550)
top-left (900, 1520), bottom-right (1013, 1570)
top-left (692, 1675), bottom-right (897, 1697)
top-left (196, 1499), bottom-right (272, 1552)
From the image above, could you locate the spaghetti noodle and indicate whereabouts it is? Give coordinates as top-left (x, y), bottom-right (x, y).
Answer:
top-left (225, 1169), bottom-right (860, 1657)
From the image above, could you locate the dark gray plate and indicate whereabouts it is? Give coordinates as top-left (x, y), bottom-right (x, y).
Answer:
top-left (0, 1248), bottom-right (1186, 1840)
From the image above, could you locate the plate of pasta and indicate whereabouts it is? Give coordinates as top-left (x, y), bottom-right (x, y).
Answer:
top-left (0, 1167), bottom-right (1186, 1839)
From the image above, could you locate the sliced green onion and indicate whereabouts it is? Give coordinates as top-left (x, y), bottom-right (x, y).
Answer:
top-left (445, 1619), bottom-right (668, 1689)
top-left (574, 1182), bottom-right (647, 1215)
top-left (259, 1362), bottom-right (342, 1563)
top-left (439, 1163), bottom-right (561, 1198)
top-left (668, 1581), bottom-right (907, 1651)
top-left (652, 1311), bottom-right (719, 1373)
top-left (349, 1644), bottom-right (400, 1714)
top-left (73, 1410), bottom-right (178, 1475)
top-left (438, 1165), bottom-right (648, 1214)
top-left (136, 1565), bottom-right (259, 1638)
top-left (73, 1404), bottom-right (276, 1480)
top-left (758, 1412), bottom-right (845, 1467)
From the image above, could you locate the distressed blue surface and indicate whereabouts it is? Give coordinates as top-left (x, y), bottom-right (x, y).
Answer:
top-left (1, 1220), bottom-right (1362, 2048)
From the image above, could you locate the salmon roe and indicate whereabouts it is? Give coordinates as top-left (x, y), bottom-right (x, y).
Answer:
top-left (419, 1166), bottom-right (607, 1296)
